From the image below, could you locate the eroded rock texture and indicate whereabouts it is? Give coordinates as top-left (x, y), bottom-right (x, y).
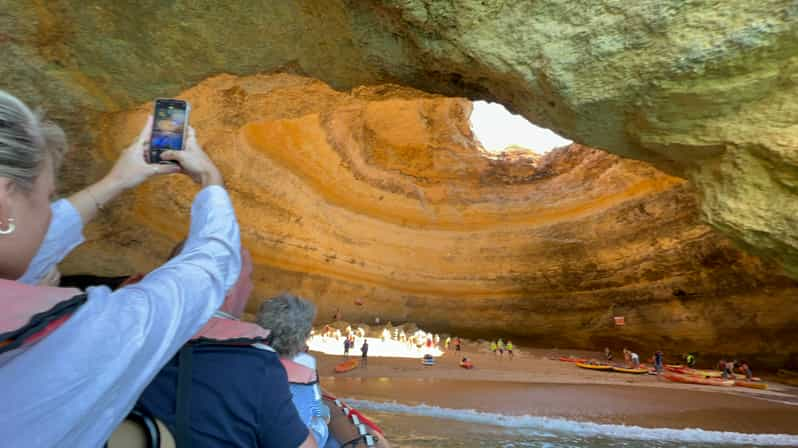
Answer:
top-left (1, 1), bottom-right (796, 277)
top-left (58, 74), bottom-right (797, 366)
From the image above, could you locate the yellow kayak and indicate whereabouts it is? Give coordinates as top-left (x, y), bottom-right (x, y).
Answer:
top-left (691, 369), bottom-right (723, 378)
top-left (735, 380), bottom-right (768, 390)
top-left (576, 362), bottom-right (613, 371)
top-left (612, 366), bottom-right (649, 374)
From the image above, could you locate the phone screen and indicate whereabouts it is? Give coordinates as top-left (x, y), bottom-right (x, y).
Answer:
top-left (150, 99), bottom-right (188, 162)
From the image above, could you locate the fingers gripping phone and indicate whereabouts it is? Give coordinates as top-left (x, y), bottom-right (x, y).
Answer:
top-left (149, 98), bottom-right (190, 164)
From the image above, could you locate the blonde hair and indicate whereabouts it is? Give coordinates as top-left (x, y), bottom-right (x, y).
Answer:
top-left (0, 91), bottom-right (67, 190)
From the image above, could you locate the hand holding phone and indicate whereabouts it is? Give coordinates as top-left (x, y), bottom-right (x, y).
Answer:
top-left (159, 127), bottom-right (224, 188)
top-left (103, 116), bottom-right (180, 191)
top-left (149, 98), bottom-right (190, 164)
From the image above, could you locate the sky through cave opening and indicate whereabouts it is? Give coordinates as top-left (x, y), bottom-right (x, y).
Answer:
top-left (470, 100), bottom-right (571, 154)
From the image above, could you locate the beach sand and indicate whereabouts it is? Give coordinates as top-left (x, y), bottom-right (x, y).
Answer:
top-left (316, 346), bottom-right (798, 435)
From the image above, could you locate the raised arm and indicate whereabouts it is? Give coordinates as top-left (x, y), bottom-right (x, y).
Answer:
top-left (18, 117), bottom-right (181, 284)
top-left (0, 124), bottom-right (235, 447)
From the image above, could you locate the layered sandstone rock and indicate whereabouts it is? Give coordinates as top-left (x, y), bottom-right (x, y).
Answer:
top-left (58, 74), bottom-right (797, 367)
top-left (1, 1), bottom-right (795, 277)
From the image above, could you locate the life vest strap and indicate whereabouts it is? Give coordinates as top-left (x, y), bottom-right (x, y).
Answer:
top-left (175, 345), bottom-right (194, 448)
top-left (0, 293), bottom-right (87, 355)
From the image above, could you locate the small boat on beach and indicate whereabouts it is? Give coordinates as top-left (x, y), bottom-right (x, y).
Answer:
top-left (576, 362), bottom-right (612, 371)
top-left (735, 380), bottom-right (768, 390)
top-left (459, 359), bottom-right (474, 369)
top-left (611, 366), bottom-right (648, 374)
top-left (662, 372), bottom-right (734, 387)
top-left (665, 366), bottom-right (762, 382)
top-left (559, 356), bottom-right (588, 363)
top-left (335, 359), bottom-right (359, 373)
top-left (422, 354), bottom-right (436, 366)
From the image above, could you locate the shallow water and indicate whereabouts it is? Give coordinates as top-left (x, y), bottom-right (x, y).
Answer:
top-left (350, 400), bottom-right (798, 447)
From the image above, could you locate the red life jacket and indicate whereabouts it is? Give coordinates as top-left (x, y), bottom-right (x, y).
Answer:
top-left (191, 313), bottom-right (270, 344)
top-left (0, 279), bottom-right (85, 357)
top-left (280, 358), bottom-right (318, 385)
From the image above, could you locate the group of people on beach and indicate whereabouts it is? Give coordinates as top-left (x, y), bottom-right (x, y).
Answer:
top-left (490, 338), bottom-right (515, 359)
top-left (601, 346), bottom-right (756, 379)
top-left (0, 91), bottom-right (363, 447)
top-left (342, 333), bottom-right (369, 366)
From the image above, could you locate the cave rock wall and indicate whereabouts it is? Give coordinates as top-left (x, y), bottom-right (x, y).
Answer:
top-left (58, 74), bottom-right (798, 367)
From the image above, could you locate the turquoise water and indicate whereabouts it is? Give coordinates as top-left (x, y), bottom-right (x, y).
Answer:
top-left (348, 400), bottom-right (798, 448)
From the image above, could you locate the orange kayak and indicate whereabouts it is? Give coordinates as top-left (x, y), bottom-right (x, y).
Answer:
top-left (560, 356), bottom-right (588, 363)
top-left (335, 359), bottom-right (359, 373)
top-left (665, 366), bottom-right (722, 377)
top-left (663, 372), bottom-right (734, 387)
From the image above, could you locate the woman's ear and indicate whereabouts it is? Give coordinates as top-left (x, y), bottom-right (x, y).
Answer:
top-left (0, 177), bottom-right (13, 221)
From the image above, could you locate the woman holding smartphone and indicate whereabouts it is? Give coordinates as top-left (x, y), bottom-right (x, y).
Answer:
top-left (0, 90), bottom-right (239, 447)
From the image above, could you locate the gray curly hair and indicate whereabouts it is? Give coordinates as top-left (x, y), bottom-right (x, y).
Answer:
top-left (0, 91), bottom-right (67, 190)
top-left (256, 293), bottom-right (316, 357)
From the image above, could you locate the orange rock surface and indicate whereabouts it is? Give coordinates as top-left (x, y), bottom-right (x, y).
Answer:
top-left (61, 74), bottom-right (797, 367)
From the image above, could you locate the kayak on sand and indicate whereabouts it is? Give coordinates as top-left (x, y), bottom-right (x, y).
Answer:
top-left (611, 366), bottom-right (648, 374)
top-left (662, 372), bottom-right (734, 387)
top-left (576, 362), bottom-right (613, 371)
top-left (735, 380), bottom-right (768, 390)
top-left (665, 366), bottom-right (761, 382)
top-left (335, 359), bottom-right (359, 373)
top-left (559, 356), bottom-right (588, 363)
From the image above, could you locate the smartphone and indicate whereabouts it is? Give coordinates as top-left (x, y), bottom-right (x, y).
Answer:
top-left (149, 98), bottom-right (190, 164)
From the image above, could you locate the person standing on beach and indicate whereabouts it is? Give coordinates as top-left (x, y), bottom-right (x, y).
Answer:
top-left (497, 339), bottom-right (505, 358)
top-left (507, 340), bottom-right (514, 360)
top-left (490, 341), bottom-right (498, 358)
top-left (629, 351), bottom-right (640, 368)
top-left (654, 351), bottom-right (664, 373)
top-left (455, 337), bottom-right (461, 352)
top-left (737, 360), bottom-right (753, 381)
top-left (343, 337), bottom-right (350, 359)
top-left (719, 360), bottom-right (735, 379)
top-left (361, 340), bottom-right (369, 367)
top-left (444, 336), bottom-right (451, 351)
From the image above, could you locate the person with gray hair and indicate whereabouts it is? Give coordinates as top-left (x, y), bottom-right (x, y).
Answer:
top-left (257, 293), bottom-right (330, 447)
top-left (257, 293), bottom-right (317, 358)
top-left (0, 90), bottom-right (242, 447)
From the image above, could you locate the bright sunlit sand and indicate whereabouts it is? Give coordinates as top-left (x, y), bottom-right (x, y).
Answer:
top-left (308, 335), bottom-right (443, 359)
top-left (470, 100), bottom-right (572, 153)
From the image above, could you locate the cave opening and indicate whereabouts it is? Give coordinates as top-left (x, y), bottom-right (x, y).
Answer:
top-left (68, 73), bottom-right (798, 370)
top-left (469, 100), bottom-right (572, 154)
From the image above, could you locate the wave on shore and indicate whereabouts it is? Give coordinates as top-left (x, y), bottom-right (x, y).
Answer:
top-left (344, 398), bottom-right (798, 446)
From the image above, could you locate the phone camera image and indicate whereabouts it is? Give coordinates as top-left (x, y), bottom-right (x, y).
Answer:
top-left (151, 104), bottom-right (186, 149)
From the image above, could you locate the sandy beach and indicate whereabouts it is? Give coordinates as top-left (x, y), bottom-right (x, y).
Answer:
top-left (315, 345), bottom-right (798, 435)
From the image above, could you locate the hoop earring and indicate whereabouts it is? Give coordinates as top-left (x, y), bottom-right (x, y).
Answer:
top-left (0, 218), bottom-right (15, 235)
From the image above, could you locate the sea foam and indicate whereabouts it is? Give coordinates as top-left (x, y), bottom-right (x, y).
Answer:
top-left (343, 398), bottom-right (798, 446)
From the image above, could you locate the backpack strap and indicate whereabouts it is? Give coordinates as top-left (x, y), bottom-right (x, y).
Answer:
top-left (175, 345), bottom-right (194, 448)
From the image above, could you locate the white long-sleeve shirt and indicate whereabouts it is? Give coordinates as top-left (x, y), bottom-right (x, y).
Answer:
top-left (0, 186), bottom-right (241, 447)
